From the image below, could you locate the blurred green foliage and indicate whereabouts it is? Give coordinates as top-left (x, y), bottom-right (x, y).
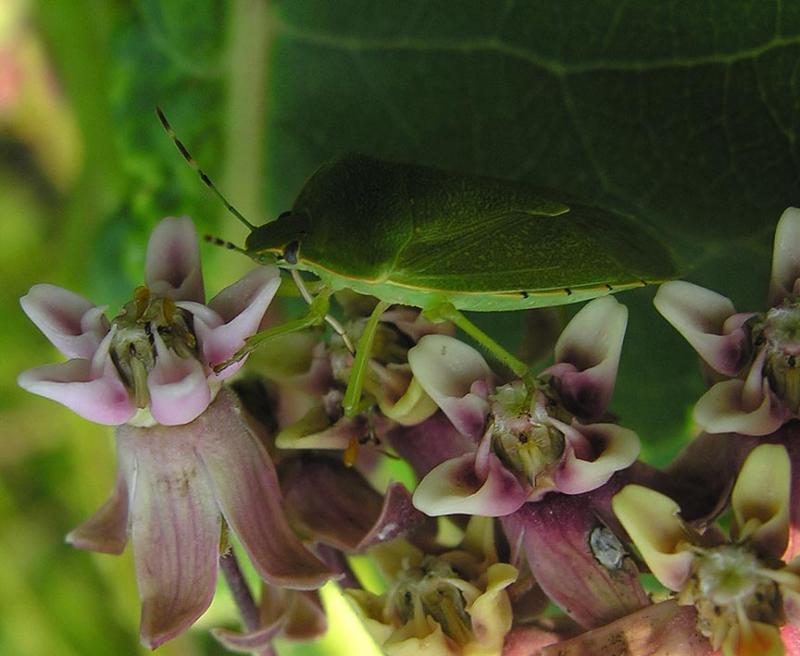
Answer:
top-left (2, 0), bottom-right (798, 654)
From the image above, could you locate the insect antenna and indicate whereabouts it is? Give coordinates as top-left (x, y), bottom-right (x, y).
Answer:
top-left (155, 106), bottom-right (257, 231)
top-left (203, 234), bottom-right (249, 255)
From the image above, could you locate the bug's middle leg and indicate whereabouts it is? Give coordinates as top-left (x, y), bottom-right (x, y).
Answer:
top-left (423, 302), bottom-right (532, 380)
top-left (342, 300), bottom-right (390, 418)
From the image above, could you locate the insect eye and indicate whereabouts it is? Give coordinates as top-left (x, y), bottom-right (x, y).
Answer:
top-left (283, 240), bottom-right (300, 265)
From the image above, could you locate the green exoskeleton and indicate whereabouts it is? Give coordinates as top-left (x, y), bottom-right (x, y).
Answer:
top-left (157, 109), bottom-right (678, 419)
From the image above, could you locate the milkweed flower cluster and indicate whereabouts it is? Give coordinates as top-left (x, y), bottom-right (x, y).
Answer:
top-left (17, 209), bottom-right (800, 656)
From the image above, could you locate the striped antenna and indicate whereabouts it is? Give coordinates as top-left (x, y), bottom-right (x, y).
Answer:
top-left (155, 107), bottom-right (257, 231)
top-left (203, 234), bottom-right (248, 255)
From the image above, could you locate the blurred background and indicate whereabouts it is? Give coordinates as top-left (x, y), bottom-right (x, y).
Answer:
top-left (1, 0), bottom-right (797, 653)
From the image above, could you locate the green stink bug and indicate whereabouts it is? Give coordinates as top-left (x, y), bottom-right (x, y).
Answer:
top-left (157, 109), bottom-right (678, 417)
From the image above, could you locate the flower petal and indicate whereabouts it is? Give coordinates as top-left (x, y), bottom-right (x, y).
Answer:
top-left (144, 215), bottom-right (205, 302)
top-left (694, 378), bottom-right (786, 436)
top-left (275, 404), bottom-right (366, 451)
top-left (194, 389), bottom-right (334, 589)
top-left (66, 469), bottom-right (130, 554)
top-left (769, 207), bottom-right (800, 306)
top-left (547, 296), bottom-right (628, 420)
top-left (408, 335), bottom-right (492, 438)
top-left (147, 332), bottom-right (211, 426)
top-left (732, 444), bottom-right (791, 559)
top-left (388, 411), bottom-right (477, 478)
top-left (412, 452), bottom-right (528, 517)
top-left (466, 562), bottom-right (516, 651)
top-left (555, 422), bottom-right (641, 495)
top-left (504, 495), bottom-right (650, 629)
top-left (20, 284), bottom-right (108, 359)
top-left (117, 422), bottom-right (221, 649)
top-left (654, 281), bottom-right (750, 376)
top-left (612, 484), bottom-right (695, 591)
top-left (182, 266), bottom-right (281, 378)
top-left (18, 358), bottom-right (136, 425)
top-left (538, 600), bottom-right (712, 656)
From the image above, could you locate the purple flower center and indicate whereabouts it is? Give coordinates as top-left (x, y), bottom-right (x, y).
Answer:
top-left (109, 286), bottom-right (198, 408)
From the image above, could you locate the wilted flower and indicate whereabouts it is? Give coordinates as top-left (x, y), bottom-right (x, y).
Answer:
top-left (654, 207), bottom-right (800, 435)
top-left (18, 215), bottom-right (280, 426)
top-left (613, 443), bottom-right (800, 656)
top-left (18, 217), bottom-right (334, 648)
top-left (408, 296), bottom-right (640, 517)
top-left (347, 516), bottom-right (517, 656)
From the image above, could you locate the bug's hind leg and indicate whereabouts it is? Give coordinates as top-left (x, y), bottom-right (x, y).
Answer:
top-left (424, 302), bottom-right (531, 380)
top-left (342, 300), bottom-right (391, 418)
top-left (213, 292), bottom-right (333, 374)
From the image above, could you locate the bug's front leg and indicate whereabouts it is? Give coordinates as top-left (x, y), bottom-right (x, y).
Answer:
top-left (213, 291), bottom-right (333, 374)
top-left (423, 302), bottom-right (532, 381)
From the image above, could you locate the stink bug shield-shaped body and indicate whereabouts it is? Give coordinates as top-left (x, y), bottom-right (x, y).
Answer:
top-left (245, 154), bottom-right (677, 414)
top-left (248, 154), bottom-right (676, 312)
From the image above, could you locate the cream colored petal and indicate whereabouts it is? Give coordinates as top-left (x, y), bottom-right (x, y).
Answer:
top-left (694, 379), bottom-right (785, 436)
top-left (732, 444), bottom-right (791, 559)
top-left (612, 485), bottom-right (695, 590)
top-left (769, 207), bottom-right (800, 306)
top-left (380, 376), bottom-right (439, 426)
top-left (464, 563), bottom-right (517, 655)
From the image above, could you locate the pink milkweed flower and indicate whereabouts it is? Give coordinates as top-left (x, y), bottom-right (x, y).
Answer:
top-left (407, 296), bottom-right (640, 518)
top-left (613, 444), bottom-right (800, 656)
top-left (18, 215), bottom-right (280, 426)
top-left (654, 207), bottom-right (800, 436)
top-left (17, 216), bottom-right (335, 648)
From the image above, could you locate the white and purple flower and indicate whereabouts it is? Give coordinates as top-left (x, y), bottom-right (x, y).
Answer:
top-left (406, 296), bottom-right (640, 517)
top-left (654, 207), bottom-right (800, 436)
top-left (17, 217), bottom-right (335, 648)
top-left (18, 215), bottom-right (279, 426)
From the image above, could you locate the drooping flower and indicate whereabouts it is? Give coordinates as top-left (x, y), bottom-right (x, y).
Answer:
top-left (408, 296), bottom-right (640, 517)
top-left (18, 215), bottom-right (280, 426)
top-left (18, 217), bottom-right (335, 648)
top-left (613, 443), bottom-right (800, 656)
top-left (653, 207), bottom-right (800, 435)
top-left (347, 516), bottom-right (517, 656)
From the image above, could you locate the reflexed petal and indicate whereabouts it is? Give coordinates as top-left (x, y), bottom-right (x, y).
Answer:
top-left (147, 333), bottom-right (211, 426)
top-left (183, 266), bottom-right (280, 378)
top-left (538, 600), bottom-right (712, 656)
top-left (612, 485), bottom-right (695, 590)
top-left (20, 284), bottom-right (108, 359)
top-left (724, 621), bottom-right (783, 656)
top-left (413, 452), bottom-right (528, 517)
top-left (379, 375), bottom-right (438, 426)
top-left (388, 411), bottom-right (477, 478)
top-left (66, 469), bottom-right (130, 554)
top-left (194, 389), bottom-right (334, 588)
top-left (144, 215), bottom-right (204, 302)
top-left (732, 444), bottom-right (791, 559)
top-left (506, 495), bottom-right (650, 629)
top-left (466, 562), bottom-right (516, 651)
top-left (769, 207), bottom-right (800, 306)
top-left (555, 423), bottom-right (641, 495)
top-left (212, 620), bottom-right (285, 653)
top-left (548, 296), bottom-right (628, 420)
top-left (275, 404), bottom-right (365, 451)
top-left (380, 307), bottom-right (455, 342)
top-left (117, 422), bottom-right (220, 649)
top-left (654, 281), bottom-right (750, 376)
top-left (408, 335), bottom-right (492, 438)
top-left (694, 378), bottom-right (785, 436)
top-left (278, 590), bottom-right (327, 641)
top-left (18, 358), bottom-right (136, 425)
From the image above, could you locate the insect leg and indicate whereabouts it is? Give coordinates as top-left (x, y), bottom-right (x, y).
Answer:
top-left (425, 302), bottom-right (530, 379)
top-left (290, 269), bottom-right (355, 354)
top-left (212, 292), bottom-right (332, 374)
top-left (342, 300), bottom-right (390, 418)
